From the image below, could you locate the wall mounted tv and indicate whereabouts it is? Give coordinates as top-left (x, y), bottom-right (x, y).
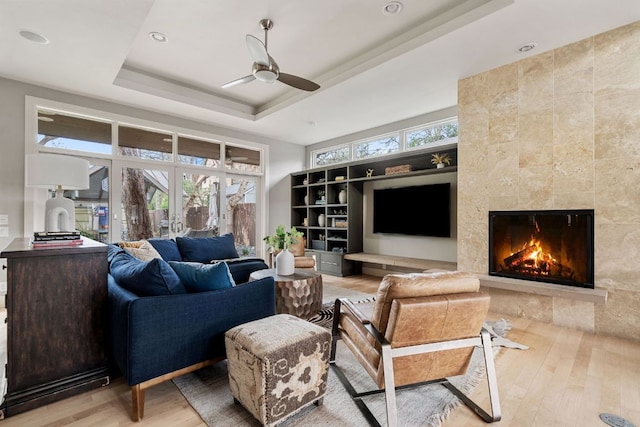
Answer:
top-left (373, 183), bottom-right (451, 237)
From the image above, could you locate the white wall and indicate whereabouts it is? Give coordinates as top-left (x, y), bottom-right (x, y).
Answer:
top-left (0, 77), bottom-right (304, 281)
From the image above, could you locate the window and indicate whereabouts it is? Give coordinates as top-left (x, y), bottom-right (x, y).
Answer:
top-left (313, 145), bottom-right (350, 167)
top-left (118, 125), bottom-right (173, 161)
top-left (406, 120), bottom-right (458, 149)
top-left (224, 144), bottom-right (262, 173)
top-left (38, 111), bottom-right (112, 155)
top-left (353, 134), bottom-right (400, 159)
top-left (310, 117), bottom-right (458, 168)
top-left (26, 97), bottom-right (266, 253)
top-left (178, 136), bottom-right (222, 167)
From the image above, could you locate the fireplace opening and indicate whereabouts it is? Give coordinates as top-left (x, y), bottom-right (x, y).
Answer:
top-left (489, 210), bottom-right (594, 289)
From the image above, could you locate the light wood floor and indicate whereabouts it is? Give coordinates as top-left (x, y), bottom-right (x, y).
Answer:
top-left (2, 274), bottom-right (639, 427)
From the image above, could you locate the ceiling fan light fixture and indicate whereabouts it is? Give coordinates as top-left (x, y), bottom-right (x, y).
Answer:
top-left (255, 69), bottom-right (277, 84)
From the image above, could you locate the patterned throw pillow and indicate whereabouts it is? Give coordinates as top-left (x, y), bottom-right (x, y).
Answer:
top-left (120, 240), bottom-right (162, 262)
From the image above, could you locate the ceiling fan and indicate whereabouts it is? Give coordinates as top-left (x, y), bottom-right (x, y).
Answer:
top-left (222, 19), bottom-right (320, 92)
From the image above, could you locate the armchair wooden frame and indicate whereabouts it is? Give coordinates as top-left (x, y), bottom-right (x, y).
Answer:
top-left (330, 297), bottom-right (501, 427)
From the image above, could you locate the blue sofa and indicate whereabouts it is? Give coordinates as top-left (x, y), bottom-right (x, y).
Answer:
top-left (146, 234), bottom-right (269, 283)
top-left (107, 235), bottom-right (274, 421)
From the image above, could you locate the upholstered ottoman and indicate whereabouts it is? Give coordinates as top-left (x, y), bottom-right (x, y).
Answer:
top-left (224, 314), bottom-right (331, 427)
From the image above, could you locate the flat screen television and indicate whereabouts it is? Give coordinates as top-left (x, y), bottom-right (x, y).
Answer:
top-left (373, 183), bottom-right (451, 237)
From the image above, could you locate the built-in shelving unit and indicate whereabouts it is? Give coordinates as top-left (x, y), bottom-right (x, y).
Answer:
top-left (291, 144), bottom-right (457, 276)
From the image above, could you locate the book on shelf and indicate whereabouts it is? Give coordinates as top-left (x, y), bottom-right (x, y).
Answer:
top-left (32, 239), bottom-right (84, 249)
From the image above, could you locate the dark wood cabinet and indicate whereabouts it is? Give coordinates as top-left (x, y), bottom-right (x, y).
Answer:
top-left (0, 237), bottom-right (109, 417)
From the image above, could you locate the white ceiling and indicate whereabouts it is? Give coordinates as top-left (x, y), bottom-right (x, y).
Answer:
top-left (1, 0), bottom-right (638, 146)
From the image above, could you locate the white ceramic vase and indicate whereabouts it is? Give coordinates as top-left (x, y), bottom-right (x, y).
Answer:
top-left (338, 189), bottom-right (347, 204)
top-left (275, 249), bottom-right (295, 275)
top-left (318, 213), bottom-right (326, 227)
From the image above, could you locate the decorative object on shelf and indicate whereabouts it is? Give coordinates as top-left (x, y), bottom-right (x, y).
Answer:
top-left (304, 195), bottom-right (309, 205)
top-left (318, 213), bottom-right (326, 227)
top-left (335, 220), bottom-right (348, 228)
top-left (335, 176), bottom-right (345, 181)
top-left (303, 178), bottom-right (308, 185)
top-left (385, 164), bottom-right (412, 175)
top-left (275, 248), bottom-right (295, 275)
top-left (431, 152), bottom-right (452, 169)
top-left (303, 217), bottom-right (308, 226)
top-left (366, 168), bottom-right (374, 177)
top-left (338, 189), bottom-right (347, 204)
top-left (317, 189), bottom-right (325, 202)
top-left (26, 153), bottom-right (90, 232)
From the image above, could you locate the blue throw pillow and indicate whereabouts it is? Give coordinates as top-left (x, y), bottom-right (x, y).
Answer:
top-left (147, 238), bottom-right (183, 262)
top-left (168, 261), bottom-right (236, 292)
top-left (107, 243), bottom-right (126, 263)
top-left (175, 233), bottom-right (239, 263)
top-left (109, 250), bottom-right (187, 296)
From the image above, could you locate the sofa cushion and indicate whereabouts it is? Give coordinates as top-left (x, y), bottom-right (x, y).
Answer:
top-left (176, 233), bottom-right (239, 263)
top-left (168, 261), bottom-right (236, 292)
top-left (109, 250), bottom-right (187, 296)
top-left (224, 258), bottom-right (269, 284)
top-left (147, 238), bottom-right (183, 262)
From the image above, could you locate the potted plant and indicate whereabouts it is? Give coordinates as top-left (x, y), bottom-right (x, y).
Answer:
top-left (264, 225), bottom-right (303, 275)
top-left (431, 152), bottom-right (452, 169)
top-left (263, 225), bottom-right (303, 252)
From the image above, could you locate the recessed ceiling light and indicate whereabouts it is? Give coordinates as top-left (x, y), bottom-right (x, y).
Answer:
top-left (517, 42), bottom-right (537, 53)
top-left (20, 30), bottom-right (49, 44)
top-left (38, 116), bottom-right (54, 122)
top-left (382, 1), bottom-right (403, 15)
top-left (149, 32), bottom-right (168, 43)
top-left (162, 138), bottom-right (172, 142)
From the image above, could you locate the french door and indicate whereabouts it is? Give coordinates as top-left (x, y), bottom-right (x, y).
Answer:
top-left (114, 162), bottom-right (260, 256)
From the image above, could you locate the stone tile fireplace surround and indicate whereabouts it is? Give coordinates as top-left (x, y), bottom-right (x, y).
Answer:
top-left (457, 21), bottom-right (640, 340)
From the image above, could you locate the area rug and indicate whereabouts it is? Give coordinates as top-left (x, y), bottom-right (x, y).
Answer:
top-left (172, 285), bottom-right (524, 427)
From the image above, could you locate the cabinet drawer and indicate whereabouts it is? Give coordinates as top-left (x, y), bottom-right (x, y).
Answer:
top-left (319, 252), bottom-right (343, 275)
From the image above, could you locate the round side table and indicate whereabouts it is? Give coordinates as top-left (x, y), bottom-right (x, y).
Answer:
top-left (249, 268), bottom-right (323, 319)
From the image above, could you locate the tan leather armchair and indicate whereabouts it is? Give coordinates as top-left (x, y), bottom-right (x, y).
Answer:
top-left (330, 270), bottom-right (501, 426)
top-left (288, 239), bottom-right (316, 269)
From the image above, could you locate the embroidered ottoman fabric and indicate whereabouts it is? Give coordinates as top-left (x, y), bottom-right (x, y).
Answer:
top-left (225, 314), bottom-right (331, 426)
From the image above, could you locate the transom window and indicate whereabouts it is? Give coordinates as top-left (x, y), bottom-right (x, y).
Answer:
top-left (311, 118), bottom-right (458, 168)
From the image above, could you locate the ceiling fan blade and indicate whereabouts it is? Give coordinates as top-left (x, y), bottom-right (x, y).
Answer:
top-left (277, 73), bottom-right (320, 92)
top-left (246, 35), bottom-right (269, 65)
top-left (221, 74), bottom-right (255, 89)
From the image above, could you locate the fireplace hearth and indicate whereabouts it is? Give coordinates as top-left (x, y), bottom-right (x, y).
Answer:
top-left (489, 210), bottom-right (594, 289)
